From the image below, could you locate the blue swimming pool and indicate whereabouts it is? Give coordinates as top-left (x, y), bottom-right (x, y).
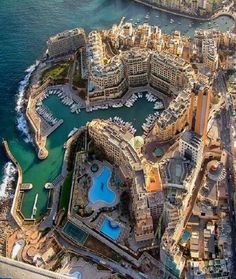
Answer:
top-left (88, 166), bottom-right (116, 204)
top-left (100, 218), bottom-right (122, 241)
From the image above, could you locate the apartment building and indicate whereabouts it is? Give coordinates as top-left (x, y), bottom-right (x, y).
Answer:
top-left (87, 30), bottom-right (128, 101)
top-left (202, 39), bottom-right (219, 72)
top-left (149, 51), bottom-right (192, 94)
top-left (47, 28), bottom-right (86, 58)
top-left (151, 89), bottom-right (191, 141)
top-left (122, 48), bottom-right (150, 87)
top-left (89, 56), bottom-right (127, 100)
top-left (160, 239), bottom-right (186, 278)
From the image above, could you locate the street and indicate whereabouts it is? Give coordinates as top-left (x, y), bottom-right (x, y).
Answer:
top-left (216, 70), bottom-right (236, 277)
top-left (54, 230), bottom-right (145, 279)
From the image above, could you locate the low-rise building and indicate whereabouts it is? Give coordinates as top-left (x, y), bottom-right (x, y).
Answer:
top-left (186, 259), bottom-right (229, 279)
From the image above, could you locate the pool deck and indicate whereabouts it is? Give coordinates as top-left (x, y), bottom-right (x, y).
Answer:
top-left (87, 161), bottom-right (120, 211)
top-left (97, 214), bottom-right (128, 243)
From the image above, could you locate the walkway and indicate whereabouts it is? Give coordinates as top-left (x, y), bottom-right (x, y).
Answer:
top-left (88, 85), bottom-right (171, 109)
top-left (133, 0), bottom-right (236, 21)
top-left (39, 141), bottom-right (69, 230)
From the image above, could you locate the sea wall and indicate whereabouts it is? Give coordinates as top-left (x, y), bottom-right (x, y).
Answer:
top-left (2, 140), bottom-right (24, 227)
top-left (133, 0), bottom-right (236, 21)
top-left (26, 79), bottom-right (51, 160)
top-left (3, 140), bottom-right (37, 226)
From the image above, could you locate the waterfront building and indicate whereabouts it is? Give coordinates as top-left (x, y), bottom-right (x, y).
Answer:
top-left (89, 56), bottom-right (127, 101)
top-left (136, 0), bottom-right (226, 16)
top-left (119, 22), bottom-right (134, 48)
top-left (194, 29), bottom-right (222, 48)
top-left (47, 28), bottom-right (86, 58)
top-left (87, 23), bottom-right (197, 102)
top-left (191, 0), bottom-right (198, 14)
top-left (87, 119), bottom-right (135, 174)
top-left (122, 22), bottom-right (133, 37)
top-left (122, 48), bottom-right (150, 87)
top-left (150, 89), bottom-right (192, 142)
top-left (149, 52), bottom-right (193, 94)
top-left (87, 31), bottom-right (128, 101)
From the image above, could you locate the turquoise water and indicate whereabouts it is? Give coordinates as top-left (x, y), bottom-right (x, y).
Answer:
top-left (100, 218), bottom-right (122, 241)
top-left (0, 0), bottom-right (234, 218)
top-left (88, 166), bottom-right (115, 204)
top-left (180, 230), bottom-right (191, 243)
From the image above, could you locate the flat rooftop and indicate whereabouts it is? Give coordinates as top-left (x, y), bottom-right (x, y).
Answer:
top-left (167, 157), bottom-right (188, 185)
top-left (0, 256), bottom-right (69, 279)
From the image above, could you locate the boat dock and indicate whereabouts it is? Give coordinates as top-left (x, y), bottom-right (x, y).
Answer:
top-left (30, 193), bottom-right (38, 220)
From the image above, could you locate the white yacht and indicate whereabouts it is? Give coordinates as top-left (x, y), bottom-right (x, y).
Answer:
top-left (68, 128), bottom-right (78, 138)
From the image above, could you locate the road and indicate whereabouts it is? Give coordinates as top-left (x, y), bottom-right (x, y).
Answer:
top-left (54, 230), bottom-right (145, 279)
top-left (217, 70), bottom-right (236, 277)
top-left (181, 159), bottom-right (210, 232)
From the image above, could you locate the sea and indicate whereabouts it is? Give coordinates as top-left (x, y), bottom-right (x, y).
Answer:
top-left (0, 0), bottom-right (234, 218)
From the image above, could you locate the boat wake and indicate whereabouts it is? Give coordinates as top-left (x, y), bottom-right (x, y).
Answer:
top-left (0, 162), bottom-right (17, 199)
top-left (15, 60), bottom-right (40, 143)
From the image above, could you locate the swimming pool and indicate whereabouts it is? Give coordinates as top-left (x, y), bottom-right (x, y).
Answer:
top-left (100, 218), bottom-right (122, 241)
top-left (88, 166), bottom-right (116, 205)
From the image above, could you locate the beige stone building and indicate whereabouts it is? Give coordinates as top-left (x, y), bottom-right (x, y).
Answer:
top-left (87, 119), bottom-right (163, 242)
top-left (47, 28), bottom-right (86, 57)
top-left (122, 48), bottom-right (150, 87)
top-left (202, 39), bottom-right (219, 72)
top-left (150, 89), bottom-right (192, 141)
top-left (89, 56), bottom-right (127, 101)
top-left (149, 52), bottom-right (193, 94)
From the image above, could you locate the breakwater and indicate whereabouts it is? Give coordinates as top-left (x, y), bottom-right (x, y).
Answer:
top-left (2, 140), bottom-right (37, 226)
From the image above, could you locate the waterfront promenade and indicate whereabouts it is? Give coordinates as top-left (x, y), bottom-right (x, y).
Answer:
top-left (87, 85), bottom-right (171, 109)
top-left (133, 0), bottom-right (236, 21)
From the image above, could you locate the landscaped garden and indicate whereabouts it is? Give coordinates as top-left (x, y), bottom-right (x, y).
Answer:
top-left (41, 61), bottom-right (71, 84)
top-left (59, 171), bottom-right (73, 212)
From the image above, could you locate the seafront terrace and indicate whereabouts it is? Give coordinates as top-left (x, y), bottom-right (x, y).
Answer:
top-left (133, 0), bottom-right (236, 21)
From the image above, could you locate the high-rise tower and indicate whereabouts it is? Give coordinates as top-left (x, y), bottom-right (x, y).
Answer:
top-left (189, 84), bottom-right (211, 144)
